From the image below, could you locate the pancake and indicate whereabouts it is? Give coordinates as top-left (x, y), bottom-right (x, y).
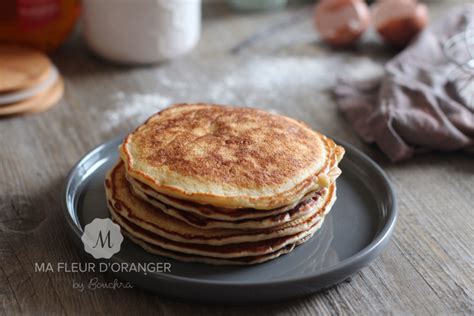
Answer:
top-left (110, 206), bottom-right (324, 259)
top-left (121, 228), bottom-right (316, 265)
top-left (120, 104), bottom-right (344, 210)
top-left (105, 162), bottom-right (336, 246)
top-left (127, 174), bottom-right (323, 221)
top-left (129, 175), bottom-right (328, 230)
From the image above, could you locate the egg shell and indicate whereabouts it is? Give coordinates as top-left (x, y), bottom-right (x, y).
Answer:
top-left (372, 0), bottom-right (428, 47)
top-left (314, 0), bottom-right (370, 47)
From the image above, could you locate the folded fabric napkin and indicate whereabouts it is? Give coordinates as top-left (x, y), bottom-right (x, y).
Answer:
top-left (334, 5), bottom-right (474, 162)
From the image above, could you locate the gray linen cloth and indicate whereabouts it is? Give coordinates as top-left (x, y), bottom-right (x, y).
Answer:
top-left (334, 5), bottom-right (474, 162)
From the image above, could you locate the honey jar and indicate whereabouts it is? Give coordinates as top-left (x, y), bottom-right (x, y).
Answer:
top-left (0, 0), bottom-right (80, 51)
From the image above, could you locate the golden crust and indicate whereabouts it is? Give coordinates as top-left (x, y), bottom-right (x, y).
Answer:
top-left (121, 104), bottom-right (344, 210)
top-left (110, 208), bottom-right (324, 260)
top-left (127, 173), bottom-right (323, 222)
top-left (129, 173), bottom-right (328, 230)
top-left (120, 229), bottom-right (316, 265)
top-left (104, 162), bottom-right (336, 246)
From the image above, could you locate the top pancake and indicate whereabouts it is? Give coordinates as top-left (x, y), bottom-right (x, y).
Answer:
top-left (121, 104), bottom-right (344, 210)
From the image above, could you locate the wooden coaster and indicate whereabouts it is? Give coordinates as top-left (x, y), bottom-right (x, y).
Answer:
top-left (0, 66), bottom-right (59, 105)
top-left (0, 76), bottom-right (64, 116)
top-left (0, 44), bottom-right (53, 93)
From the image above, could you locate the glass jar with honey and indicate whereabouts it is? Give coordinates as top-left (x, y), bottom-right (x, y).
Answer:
top-left (0, 0), bottom-right (80, 51)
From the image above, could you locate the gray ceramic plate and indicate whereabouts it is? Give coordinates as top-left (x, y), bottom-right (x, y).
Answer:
top-left (63, 135), bottom-right (397, 303)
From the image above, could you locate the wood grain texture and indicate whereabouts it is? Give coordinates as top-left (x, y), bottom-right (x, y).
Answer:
top-left (0, 1), bottom-right (472, 315)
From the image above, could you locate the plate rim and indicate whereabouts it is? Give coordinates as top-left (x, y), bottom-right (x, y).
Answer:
top-left (62, 135), bottom-right (397, 287)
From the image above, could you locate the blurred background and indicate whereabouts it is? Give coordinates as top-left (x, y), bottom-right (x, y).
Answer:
top-left (0, 0), bottom-right (472, 159)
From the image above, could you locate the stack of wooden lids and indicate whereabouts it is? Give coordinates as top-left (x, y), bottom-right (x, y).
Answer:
top-left (0, 44), bottom-right (64, 116)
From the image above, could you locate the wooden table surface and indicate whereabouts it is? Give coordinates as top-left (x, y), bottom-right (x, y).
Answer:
top-left (1, 1), bottom-right (472, 315)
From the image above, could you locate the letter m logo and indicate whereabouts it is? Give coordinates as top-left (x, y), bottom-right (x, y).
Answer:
top-left (82, 218), bottom-right (124, 259)
top-left (93, 230), bottom-right (114, 249)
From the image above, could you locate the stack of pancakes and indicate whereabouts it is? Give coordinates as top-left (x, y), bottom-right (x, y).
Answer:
top-left (105, 104), bottom-right (344, 265)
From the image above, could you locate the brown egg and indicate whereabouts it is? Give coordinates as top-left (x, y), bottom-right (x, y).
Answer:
top-left (372, 0), bottom-right (428, 47)
top-left (313, 0), bottom-right (370, 47)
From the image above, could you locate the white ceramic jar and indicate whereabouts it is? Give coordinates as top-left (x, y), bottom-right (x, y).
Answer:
top-left (82, 0), bottom-right (201, 64)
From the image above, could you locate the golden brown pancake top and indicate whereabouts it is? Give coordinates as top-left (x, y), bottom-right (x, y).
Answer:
top-left (121, 104), bottom-right (341, 209)
top-left (131, 105), bottom-right (323, 185)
